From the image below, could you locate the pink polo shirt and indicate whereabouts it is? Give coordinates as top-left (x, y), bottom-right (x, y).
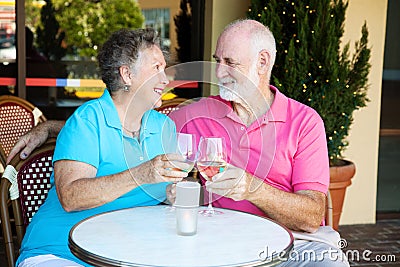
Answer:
top-left (169, 86), bottom-right (329, 217)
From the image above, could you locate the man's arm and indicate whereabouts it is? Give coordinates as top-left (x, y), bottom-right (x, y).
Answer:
top-left (209, 166), bottom-right (325, 233)
top-left (247, 179), bottom-right (325, 233)
top-left (6, 120), bottom-right (65, 164)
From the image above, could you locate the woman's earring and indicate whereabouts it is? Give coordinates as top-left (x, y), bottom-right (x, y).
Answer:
top-left (123, 84), bottom-right (130, 92)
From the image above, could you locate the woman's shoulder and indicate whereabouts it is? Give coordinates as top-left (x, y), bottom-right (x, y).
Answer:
top-left (147, 109), bottom-right (175, 125)
top-left (72, 98), bottom-right (103, 119)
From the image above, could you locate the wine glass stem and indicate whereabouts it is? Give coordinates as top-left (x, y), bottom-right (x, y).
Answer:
top-left (208, 187), bottom-right (214, 213)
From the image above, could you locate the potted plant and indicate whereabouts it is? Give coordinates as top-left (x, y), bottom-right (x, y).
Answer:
top-left (248, 0), bottom-right (371, 230)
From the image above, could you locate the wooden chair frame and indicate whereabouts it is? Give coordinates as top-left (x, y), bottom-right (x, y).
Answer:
top-left (0, 138), bottom-right (56, 267)
top-left (326, 190), bottom-right (333, 227)
top-left (0, 146), bottom-right (6, 169)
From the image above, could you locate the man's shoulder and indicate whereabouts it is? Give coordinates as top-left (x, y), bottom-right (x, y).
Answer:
top-left (286, 96), bottom-right (322, 120)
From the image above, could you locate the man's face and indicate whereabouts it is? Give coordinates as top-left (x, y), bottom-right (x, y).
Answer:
top-left (213, 31), bottom-right (260, 103)
top-left (132, 46), bottom-right (168, 109)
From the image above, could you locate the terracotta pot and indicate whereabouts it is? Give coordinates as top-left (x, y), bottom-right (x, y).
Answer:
top-left (329, 159), bottom-right (356, 231)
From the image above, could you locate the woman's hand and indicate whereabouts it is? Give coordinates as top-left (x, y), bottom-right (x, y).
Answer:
top-left (130, 153), bottom-right (191, 185)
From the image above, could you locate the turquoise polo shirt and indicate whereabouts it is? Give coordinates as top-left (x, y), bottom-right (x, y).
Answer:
top-left (17, 90), bottom-right (176, 266)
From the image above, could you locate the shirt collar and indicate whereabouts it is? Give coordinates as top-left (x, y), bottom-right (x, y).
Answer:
top-left (98, 89), bottom-right (121, 129)
top-left (210, 85), bottom-right (288, 123)
top-left (265, 85), bottom-right (287, 123)
top-left (98, 90), bottom-right (160, 136)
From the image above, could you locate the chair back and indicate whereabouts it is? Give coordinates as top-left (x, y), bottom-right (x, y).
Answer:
top-left (0, 95), bottom-right (47, 163)
top-left (156, 98), bottom-right (193, 116)
top-left (0, 138), bottom-right (55, 267)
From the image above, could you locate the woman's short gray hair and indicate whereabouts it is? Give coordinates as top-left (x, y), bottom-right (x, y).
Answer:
top-left (97, 28), bottom-right (160, 93)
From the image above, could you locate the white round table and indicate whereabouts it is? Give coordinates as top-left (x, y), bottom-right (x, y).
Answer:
top-left (69, 205), bottom-right (293, 267)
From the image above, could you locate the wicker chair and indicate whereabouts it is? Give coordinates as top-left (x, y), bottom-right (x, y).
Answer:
top-left (156, 98), bottom-right (193, 116)
top-left (0, 138), bottom-right (55, 267)
top-left (0, 95), bottom-right (47, 166)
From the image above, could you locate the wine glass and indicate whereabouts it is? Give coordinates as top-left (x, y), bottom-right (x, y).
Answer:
top-left (166, 133), bottom-right (196, 211)
top-left (175, 133), bottom-right (196, 173)
top-left (196, 137), bottom-right (227, 216)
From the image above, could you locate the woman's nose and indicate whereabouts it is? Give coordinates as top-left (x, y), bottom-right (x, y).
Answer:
top-left (159, 71), bottom-right (169, 85)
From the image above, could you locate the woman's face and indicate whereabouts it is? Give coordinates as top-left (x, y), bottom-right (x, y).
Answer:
top-left (131, 46), bottom-right (168, 109)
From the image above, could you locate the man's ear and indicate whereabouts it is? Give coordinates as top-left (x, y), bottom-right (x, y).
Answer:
top-left (119, 65), bottom-right (132, 85)
top-left (258, 49), bottom-right (271, 75)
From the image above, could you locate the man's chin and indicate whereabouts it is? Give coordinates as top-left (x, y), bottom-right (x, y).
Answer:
top-left (219, 86), bottom-right (239, 101)
top-left (219, 92), bottom-right (239, 102)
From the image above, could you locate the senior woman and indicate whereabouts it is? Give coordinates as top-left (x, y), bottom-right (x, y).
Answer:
top-left (17, 28), bottom-right (190, 267)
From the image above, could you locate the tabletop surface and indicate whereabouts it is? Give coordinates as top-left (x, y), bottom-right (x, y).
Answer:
top-left (69, 205), bottom-right (293, 267)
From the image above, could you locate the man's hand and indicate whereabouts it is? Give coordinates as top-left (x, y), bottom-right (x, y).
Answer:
top-left (166, 183), bottom-right (176, 205)
top-left (206, 163), bottom-right (251, 201)
top-left (6, 120), bottom-right (65, 164)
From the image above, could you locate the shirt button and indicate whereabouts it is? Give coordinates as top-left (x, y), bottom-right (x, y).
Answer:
top-left (240, 126), bottom-right (245, 131)
top-left (139, 156), bottom-right (144, 161)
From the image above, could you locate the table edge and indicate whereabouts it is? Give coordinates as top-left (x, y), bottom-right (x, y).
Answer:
top-left (68, 205), bottom-right (294, 267)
